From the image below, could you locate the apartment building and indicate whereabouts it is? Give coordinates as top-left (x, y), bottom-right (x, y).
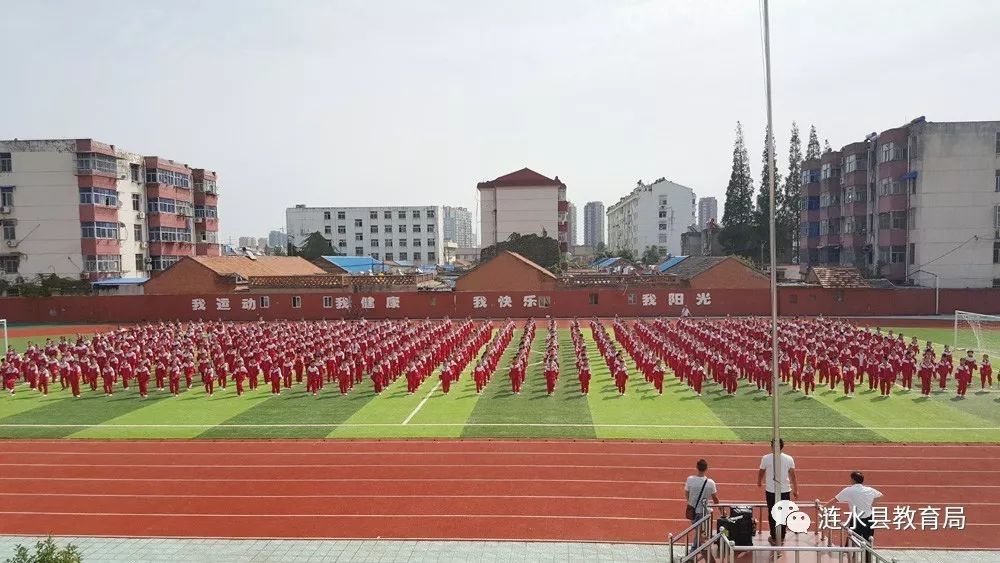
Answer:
top-left (606, 178), bottom-right (696, 258)
top-left (567, 202), bottom-right (578, 247)
top-left (0, 138), bottom-right (219, 281)
top-left (285, 205), bottom-right (444, 266)
top-left (477, 168), bottom-right (569, 252)
top-left (698, 197), bottom-right (718, 230)
top-left (798, 118), bottom-right (1000, 288)
top-left (442, 205), bottom-right (475, 247)
top-left (583, 201), bottom-right (605, 247)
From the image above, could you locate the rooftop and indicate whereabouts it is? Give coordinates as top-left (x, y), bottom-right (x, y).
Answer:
top-left (477, 168), bottom-right (563, 189)
top-left (658, 255), bottom-right (730, 278)
top-left (190, 256), bottom-right (326, 278)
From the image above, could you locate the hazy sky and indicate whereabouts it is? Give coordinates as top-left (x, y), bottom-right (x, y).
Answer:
top-left (6, 1), bottom-right (998, 243)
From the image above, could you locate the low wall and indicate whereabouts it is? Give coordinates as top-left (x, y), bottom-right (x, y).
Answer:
top-left (1, 288), bottom-right (999, 324)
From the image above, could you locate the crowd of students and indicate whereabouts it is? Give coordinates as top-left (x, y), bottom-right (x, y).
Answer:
top-left (2, 316), bottom-right (991, 401)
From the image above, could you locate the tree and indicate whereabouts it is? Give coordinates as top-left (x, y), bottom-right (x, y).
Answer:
top-left (781, 122), bottom-right (803, 263)
top-left (720, 122), bottom-right (757, 258)
top-left (640, 246), bottom-right (666, 265)
top-left (270, 245), bottom-right (287, 256)
top-left (480, 232), bottom-right (561, 271)
top-left (806, 125), bottom-right (821, 160)
top-left (6, 537), bottom-right (82, 563)
top-left (823, 139), bottom-right (832, 153)
top-left (294, 232), bottom-right (336, 260)
top-left (754, 125), bottom-right (783, 265)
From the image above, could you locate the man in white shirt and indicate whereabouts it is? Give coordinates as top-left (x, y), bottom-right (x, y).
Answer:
top-left (757, 439), bottom-right (799, 545)
top-left (684, 458), bottom-right (720, 550)
top-left (828, 471), bottom-right (883, 543)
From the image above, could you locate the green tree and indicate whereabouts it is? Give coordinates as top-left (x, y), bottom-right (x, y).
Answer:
top-left (720, 121), bottom-right (757, 257)
top-left (754, 125), bottom-right (783, 264)
top-left (6, 537), bottom-right (82, 563)
top-left (480, 232), bottom-right (561, 271)
top-left (806, 125), bottom-right (821, 160)
top-left (640, 246), bottom-right (665, 265)
top-left (781, 122), bottom-right (803, 263)
top-left (270, 245), bottom-right (287, 256)
top-left (295, 232), bottom-right (337, 260)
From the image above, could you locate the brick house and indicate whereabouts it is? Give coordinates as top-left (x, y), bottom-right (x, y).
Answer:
top-left (454, 251), bottom-right (557, 293)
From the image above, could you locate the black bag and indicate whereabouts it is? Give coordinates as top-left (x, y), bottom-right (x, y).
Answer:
top-left (718, 506), bottom-right (756, 546)
top-left (685, 478), bottom-right (709, 521)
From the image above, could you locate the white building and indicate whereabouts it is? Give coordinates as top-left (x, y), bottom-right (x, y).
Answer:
top-left (567, 202), bottom-right (578, 247)
top-left (0, 138), bottom-right (220, 282)
top-left (606, 178), bottom-right (696, 258)
top-left (698, 197), bottom-right (718, 230)
top-left (285, 205), bottom-right (444, 266)
top-left (442, 206), bottom-right (475, 247)
top-left (477, 168), bottom-right (568, 253)
top-left (583, 201), bottom-right (605, 247)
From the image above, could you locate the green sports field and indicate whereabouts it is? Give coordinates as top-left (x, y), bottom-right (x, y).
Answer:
top-left (2, 325), bottom-right (999, 442)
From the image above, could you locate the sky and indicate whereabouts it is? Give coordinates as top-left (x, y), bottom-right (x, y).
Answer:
top-left (5, 0), bottom-right (999, 244)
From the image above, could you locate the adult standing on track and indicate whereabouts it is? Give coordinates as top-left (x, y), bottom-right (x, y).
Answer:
top-left (827, 471), bottom-right (883, 547)
top-left (757, 439), bottom-right (798, 546)
top-left (685, 458), bottom-right (719, 549)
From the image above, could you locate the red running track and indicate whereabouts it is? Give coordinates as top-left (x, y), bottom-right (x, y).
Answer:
top-left (0, 440), bottom-right (995, 549)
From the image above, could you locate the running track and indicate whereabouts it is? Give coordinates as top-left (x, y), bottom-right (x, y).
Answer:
top-left (0, 440), bottom-right (994, 549)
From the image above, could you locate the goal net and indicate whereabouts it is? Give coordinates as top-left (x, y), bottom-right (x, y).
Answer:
top-left (0, 319), bottom-right (6, 355)
top-left (954, 311), bottom-right (1000, 357)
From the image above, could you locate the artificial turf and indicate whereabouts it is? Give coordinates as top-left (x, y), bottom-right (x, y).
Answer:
top-left (1, 327), bottom-right (999, 442)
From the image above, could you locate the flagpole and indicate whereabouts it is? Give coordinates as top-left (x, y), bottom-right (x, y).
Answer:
top-left (762, 0), bottom-right (784, 551)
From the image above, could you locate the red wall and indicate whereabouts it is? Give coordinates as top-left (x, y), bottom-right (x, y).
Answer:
top-left (2, 288), bottom-right (1000, 324)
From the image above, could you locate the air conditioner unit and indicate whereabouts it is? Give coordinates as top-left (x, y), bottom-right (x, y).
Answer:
top-left (80, 271), bottom-right (90, 279)
top-left (137, 212), bottom-right (146, 219)
top-left (194, 217), bottom-right (204, 223)
top-left (119, 174), bottom-right (127, 180)
top-left (139, 242), bottom-right (147, 249)
top-left (116, 200), bottom-right (124, 208)
top-left (0, 206), bottom-right (11, 214)
top-left (5, 240), bottom-right (16, 248)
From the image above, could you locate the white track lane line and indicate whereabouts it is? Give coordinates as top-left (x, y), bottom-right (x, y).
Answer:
top-left (402, 381), bottom-right (441, 425)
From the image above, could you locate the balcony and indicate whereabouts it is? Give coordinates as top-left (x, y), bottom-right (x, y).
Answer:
top-left (840, 233), bottom-right (865, 248)
top-left (877, 229), bottom-right (907, 246)
top-left (148, 241), bottom-right (195, 256)
top-left (558, 201), bottom-right (568, 212)
top-left (876, 195), bottom-right (907, 213)
top-left (841, 201), bottom-right (867, 217)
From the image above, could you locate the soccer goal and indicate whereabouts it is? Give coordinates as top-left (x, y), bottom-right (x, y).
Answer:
top-left (0, 319), bottom-right (6, 354)
top-left (954, 311), bottom-right (1000, 357)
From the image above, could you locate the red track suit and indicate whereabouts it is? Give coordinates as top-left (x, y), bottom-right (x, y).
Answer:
top-left (371, 366), bottom-right (385, 395)
top-left (878, 364), bottom-right (894, 396)
top-left (956, 364), bottom-right (972, 397)
top-left (120, 362), bottom-right (133, 390)
top-left (338, 364), bottom-right (352, 395)
top-left (307, 366), bottom-right (321, 395)
top-left (36, 369), bottom-right (50, 396)
top-left (936, 362), bottom-right (950, 390)
top-left (440, 368), bottom-right (452, 394)
top-left (101, 365), bottom-right (115, 395)
top-left (202, 370), bottom-right (214, 395)
top-left (269, 366), bottom-right (282, 395)
top-left (982, 359), bottom-right (993, 388)
top-left (474, 366), bottom-right (488, 394)
top-left (3, 364), bottom-right (19, 394)
top-left (578, 365), bottom-right (590, 394)
top-left (136, 366), bottom-right (150, 398)
top-left (724, 365), bottom-right (738, 395)
top-left (168, 366), bottom-right (181, 395)
top-left (69, 364), bottom-right (82, 397)
top-left (827, 364), bottom-right (841, 391)
top-left (918, 363), bottom-right (934, 396)
top-left (843, 365), bottom-right (857, 396)
top-left (248, 362), bottom-right (259, 390)
top-left (154, 362), bottom-right (166, 390)
top-left (900, 359), bottom-right (915, 390)
top-left (689, 366), bottom-right (703, 396)
top-left (651, 364), bottom-right (664, 395)
top-left (544, 365), bottom-right (558, 395)
top-left (235, 366), bottom-right (248, 396)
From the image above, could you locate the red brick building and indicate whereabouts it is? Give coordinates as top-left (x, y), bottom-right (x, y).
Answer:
top-left (143, 256), bottom-right (337, 295)
top-left (455, 251), bottom-right (558, 293)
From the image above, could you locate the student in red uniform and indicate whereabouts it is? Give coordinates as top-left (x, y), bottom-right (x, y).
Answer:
top-left (651, 360), bottom-right (665, 395)
top-left (36, 366), bottom-right (50, 396)
top-left (168, 361), bottom-right (181, 396)
top-left (956, 361), bottom-right (972, 398)
top-left (439, 360), bottom-right (453, 394)
top-left (136, 362), bottom-right (150, 398)
top-left (544, 359), bottom-right (558, 395)
top-left (802, 361), bottom-right (816, 397)
top-left (843, 362), bottom-right (857, 397)
top-left (981, 354), bottom-right (993, 389)
top-left (917, 358), bottom-right (935, 396)
top-left (270, 364), bottom-right (282, 395)
top-left (936, 359), bottom-right (950, 391)
top-left (202, 366), bottom-right (215, 396)
top-left (474, 361), bottom-right (488, 394)
top-left (900, 355), bottom-right (915, 391)
top-left (337, 361), bottom-right (352, 395)
top-left (878, 360), bottom-right (894, 397)
top-left (234, 361), bottom-right (248, 396)
top-left (101, 364), bottom-right (115, 396)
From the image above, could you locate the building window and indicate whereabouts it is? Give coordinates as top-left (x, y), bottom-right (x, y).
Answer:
top-left (147, 197), bottom-right (177, 214)
top-left (589, 293), bottom-right (599, 305)
top-left (144, 168), bottom-right (191, 188)
top-left (891, 210), bottom-right (907, 230)
top-left (131, 193), bottom-right (141, 211)
top-left (292, 296), bottom-right (301, 309)
top-left (355, 233), bottom-right (363, 241)
top-left (337, 225), bottom-right (346, 234)
top-left (81, 221), bottom-right (119, 239)
top-left (880, 142), bottom-right (907, 162)
top-left (338, 240), bottom-right (346, 248)
top-left (384, 239), bottom-right (393, 247)
top-left (355, 246), bottom-right (363, 255)
top-left (413, 252), bottom-right (421, 260)
top-left (371, 252), bottom-right (379, 260)
top-left (427, 251), bottom-right (435, 261)
top-left (993, 278), bottom-right (1000, 289)
top-left (413, 239), bottom-right (421, 247)
top-left (427, 238), bottom-right (435, 247)
top-left (384, 211), bottom-right (392, 220)
top-left (323, 296), bottom-right (333, 309)
top-left (324, 226), bottom-right (332, 235)
top-left (909, 243), bottom-right (915, 265)
top-left (79, 187), bottom-right (119, 207)
top-left (658, 211), bottom-right (667, 218)
top-left (384, 225), bottom-right (392, 233)
top-left (370, 225), bottom-right (378, 234)
top-left (398, 238), bottom-right (407, 247)
top-left (395, 210), bottom-right (404, 220)
top-left (78, 153), bottom-right (118, 175)
top-left (369, 211), bottom-right (378, 220)
top-left (371, 239), bottom-right (379, 247)
top-left (84, 254), bottom-right (122, 272)
top-left (995, 170), bottom-right (1000, 192)
top-left (427, 224), bottom-right (435, 233)
top-left (323, 211), bottom-right (331, 220)
top-left (995, 132), bottom-right (999, 154)
top-left (133, 253), bottom-right (145, 271)
top-left (426, 209), bottom-right (435, 219)
top-left (130, 163), bottom-right (142, 182)
top-left (413, 224), bottom-right (421, 233)
top-left (398, 225), bottom-right (406, 233)
top-left (148, 227), bottom-right (192, 243)
top-left (354, 219), bottom-right (362, 228)
top-left (148, 256), bottom-right (180, 271)
top-left (0, 255), bottom-right (18, 274)
top-left (399, 252), bottom-right (408, 261)
top-left (0, 153), bottom-right (11, 173)
top-left (658, 234), bottom-right (668, 243)
top-left (385, 253), bottom-right (393, 261)
top-left (412, 210), bottom-right (421, 219)
top-left (259, 296), bottom-right (270, 309)
top-left (337, 211), bottom-right (346, 220)
top-left (194, 205), bottom-right (218, 219)
top-left (133, 224), bottom-right (143, 241)
top-left (994, 242), bottom-right (1000, 264)
top-left (0, 186), bottom-right (12, 207)
top-left (885, 245), bottom-right (905, 264)
top-left (627, 293), bottom-right (636, 305)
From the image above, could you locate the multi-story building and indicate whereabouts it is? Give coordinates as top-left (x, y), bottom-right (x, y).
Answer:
top-left (698, 197), bottom-right (718, 230)
top-left (799, 118), bottom-right (1000, 288)
top-left (237, 237), bottom-right (257, 249)
top-left (606, 178), bottom-right (696, 258)
top-left (477, 168), bottom-right (569, 253)
top-left (285, 205), bottom-right (444, 266)
top-left (268, 230), bottom-right (288, 249)
top-left (442, 206), bottom-right (474, 248)
top-left (0, 138), bottom-right (220, 281)
top-left (567, 202), bottom-right (578, 247)
top-left (583, 201), bottom-right (605, 247)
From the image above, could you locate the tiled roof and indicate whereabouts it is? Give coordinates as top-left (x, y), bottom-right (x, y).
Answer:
top-left (807, 266), bottom-right (871, 289)
top-left (477, 168), bottom-right (563, 189)
top-left (506, 251), bottom-right (558, 279)
top-left (191, 256), bottom-right (326, 277)
top-left (658, 256), bottom-right (729, 279)
top-left (246, 275), bottom-right (349, 289)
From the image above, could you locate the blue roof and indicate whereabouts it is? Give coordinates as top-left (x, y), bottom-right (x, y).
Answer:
top-left (92, 277), bottom-right (149, 286)
top-left (393, 260), bottom-right (414, 267)
top-left (319, 255), bottom-right (386, 274)
top-left (657, 255), bottom-right (688, 273)
top-left (592, 257), bottom-right (618, 269)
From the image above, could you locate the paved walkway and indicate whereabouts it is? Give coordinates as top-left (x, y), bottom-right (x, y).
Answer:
top-left (1, 536), bottom-right (997, 562)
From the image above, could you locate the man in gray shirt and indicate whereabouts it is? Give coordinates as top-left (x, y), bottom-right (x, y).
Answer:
top-left (684, 458), bottom-right (719, 550)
